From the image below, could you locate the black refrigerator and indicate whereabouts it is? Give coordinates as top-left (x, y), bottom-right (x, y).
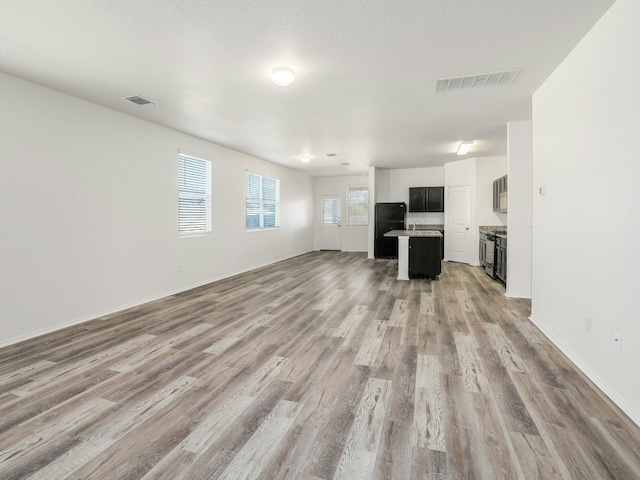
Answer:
top-left (374, 202), bottom-right (406, 258)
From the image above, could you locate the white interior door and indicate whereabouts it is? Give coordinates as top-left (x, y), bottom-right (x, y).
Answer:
top-left (320, 195), bottom-right (341, 250)
top-left (447, 185), bottom-right (471, 264)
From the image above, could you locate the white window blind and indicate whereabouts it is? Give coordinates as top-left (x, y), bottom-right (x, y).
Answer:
top-left (246, 172), bottom-right (280, 229)
top-left (347, 186), bottom-right (369, 225)
top-left (178, 154), bottom-right (211, 236)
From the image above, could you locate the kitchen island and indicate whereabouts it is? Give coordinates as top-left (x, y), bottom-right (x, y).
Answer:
top-left (384, 230), bottom-right (443, 280)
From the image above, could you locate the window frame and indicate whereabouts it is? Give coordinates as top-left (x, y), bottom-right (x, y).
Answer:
top-left (245, 172), bottom-right (281, 230)
top-left (347, 185), bottom-right (369, 226)
top-left (178, 154), bottom-right (212, 237)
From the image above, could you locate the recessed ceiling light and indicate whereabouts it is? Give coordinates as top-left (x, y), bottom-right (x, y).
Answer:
top-left (457, 140), bottom-right (473, 155)
top-left (300, 156), bottom-right (311, 163)
top-left (272, 67), bottom-right (295, 87)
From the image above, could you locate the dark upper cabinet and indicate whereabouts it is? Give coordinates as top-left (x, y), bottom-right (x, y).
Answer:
top-left (409, 188), bottom-right (426, 212)
top-left (427, 187), bottom-right (444, 212)
top-left (409, 186), bottom-right (444, 212)
top-left (493, 175), bottom-right (508, 213)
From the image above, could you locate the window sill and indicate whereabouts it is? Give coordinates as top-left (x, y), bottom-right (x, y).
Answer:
top-left (246, 227), bottom-right (280, 233)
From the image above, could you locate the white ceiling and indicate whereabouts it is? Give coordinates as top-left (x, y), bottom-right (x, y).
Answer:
top-left (0, 0), bottom-right (615, 176)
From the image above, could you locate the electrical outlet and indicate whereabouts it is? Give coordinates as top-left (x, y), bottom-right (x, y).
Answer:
top-left (585, 316), bottom-right (592, 333)
top-left (613, 333), bottom-right (622, 352)
top-left (179, 264), bottom-right (184, 273)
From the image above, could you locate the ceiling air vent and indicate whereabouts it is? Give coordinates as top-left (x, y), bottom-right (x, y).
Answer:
top-left (435, 70), bottom-right (519, 92)
top-left (124, 95), bottom-right (155, 106)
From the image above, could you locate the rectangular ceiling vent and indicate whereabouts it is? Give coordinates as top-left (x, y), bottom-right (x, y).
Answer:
top-left (124, 95), bottom-right (155, 106)
top-left (435, 70), bottom-right (519, 92)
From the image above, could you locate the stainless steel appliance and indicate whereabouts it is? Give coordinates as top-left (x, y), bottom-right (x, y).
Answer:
top-left (479, 231), bottom-right (496, 278)
top-left (374, 202), bottom-right (406, 258)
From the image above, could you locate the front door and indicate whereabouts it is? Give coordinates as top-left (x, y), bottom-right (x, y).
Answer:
top-left (447, 185), bottom-right (471, 263)
top-left (320, 196), bottom-right (341, 250)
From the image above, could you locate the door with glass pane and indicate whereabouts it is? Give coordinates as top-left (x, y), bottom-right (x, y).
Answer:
top-left (320, 196), bottom-right (341, 250)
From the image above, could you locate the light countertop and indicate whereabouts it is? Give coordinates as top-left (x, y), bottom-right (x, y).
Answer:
top-left (479, 225), bottom-right (507, 234)
top-left (384, 230), bottom-right (443, 238)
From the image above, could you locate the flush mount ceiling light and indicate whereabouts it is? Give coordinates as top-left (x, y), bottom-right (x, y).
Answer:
top-left (300, 156), bottom-right (311, 163)
top-left (272, 67), bottom-right (295, 87)
top-left (456, 140), bottom-right (473, 156)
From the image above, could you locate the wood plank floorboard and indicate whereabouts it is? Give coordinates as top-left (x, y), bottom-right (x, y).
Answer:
top-left (1, 251), bottom-right (640, 479)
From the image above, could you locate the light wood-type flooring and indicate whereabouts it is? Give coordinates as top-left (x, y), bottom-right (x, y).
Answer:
top-left (1, 252), bottom-right (640, 479)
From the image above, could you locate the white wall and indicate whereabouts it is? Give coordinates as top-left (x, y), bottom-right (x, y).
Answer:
top-left (367, 167), bottom-right (377, 258)
top-left (312, 175), bottom-right (369, 252)
top-left (0, 72), bottom-right (314, 347)
top-left (376, 166), bottom-right (445, 226)
top-left (532, 0), bottom-right (640, 424)
top-left (507, 121), bottom-right (532, 298)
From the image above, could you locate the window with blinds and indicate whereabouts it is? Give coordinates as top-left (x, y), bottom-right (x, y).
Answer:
top-left (178, 154), bottom-right (212, 236)
top-left (246, 172), bottom-right (280, 229)
top-left (347, 186), bottom-right (369, 225)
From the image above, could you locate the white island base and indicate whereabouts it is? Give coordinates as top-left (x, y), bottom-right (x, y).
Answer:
top-left (397, 235), bottom-right (410, 281)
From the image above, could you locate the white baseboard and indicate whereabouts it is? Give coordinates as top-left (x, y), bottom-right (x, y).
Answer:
top-left (505, 290), bottom-right (532, 299)
top-left (529, 315), bottom-right (640, 427)
top-left (0, 278), bottom-right (228, 349)
top-left (0, 250), bottom-right (314, 350)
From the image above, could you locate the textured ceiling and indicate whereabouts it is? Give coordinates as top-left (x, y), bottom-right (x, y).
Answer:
top-left (0, 0), bottom-right (615, 176)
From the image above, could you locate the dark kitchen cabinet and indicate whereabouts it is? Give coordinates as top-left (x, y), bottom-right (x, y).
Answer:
top-left (495, 235), bottom-right (507, 283)
top-left (427, 187), bottom-right (445, 212)
top-left (493, 175), bottom-right (508, 213)
top-left (409, 187), bottom-right (444, 212)
top-left (409, 188), bottom-right (425, 212)
top-left (409, 236), bottom-right (442, 279)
